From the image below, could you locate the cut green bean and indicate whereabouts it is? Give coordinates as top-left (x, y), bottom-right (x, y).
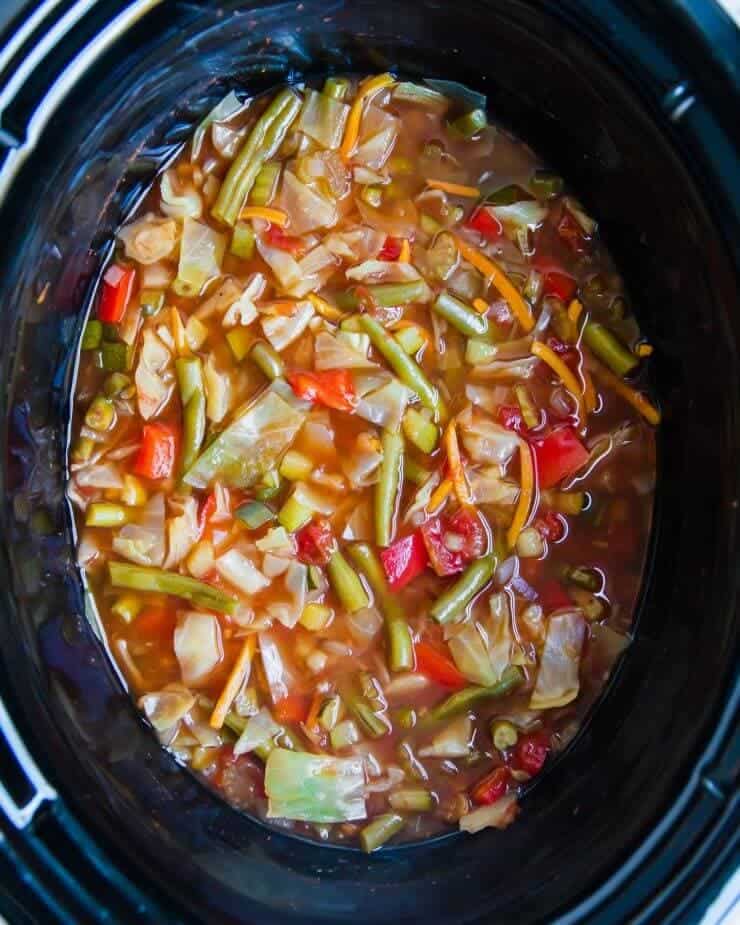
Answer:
top-left (431, 554), bottom-right (497, 624)
top-left (491, 719), bottom-right (519, 751)
top-left (176, 357), bottom-right (206, 474)
top-left (375, 430), bottom-right (403, 547)
top-left (388, 789), bottom-right (434, 812)
top-left (108, 562), bottom-right (238, 614)
top-left (358, 315), bottom-right (441, 417)
top-left (347, 543), bottom-right (414, 673)
top-left (249, 341), bottom-right (285, 381)
top-left (448, 108), bottom-right (487, 138)
top-left (81, 320), bottom-right (103, 350)
top-left (327, 550), bottom-right (369, 614)
top-left (583, 322), bottom-right (638, 377)
top-left (103, 372), bottom-right (133, 398)
top-left (343, 280), bottom-right (429, 309)
top-left (484, 184), bottom-right (531, 206)
top-left (249, 161), bottom-right (281, 206)
top-left (360, 813), bottom-right (405, 852)
top-left (212, 88), bottom-right (302, 226)
top-left (424, 666), bottom-right (524, 724)
top-left (433, 291), bottom-right (489, 337)
top-left (402, 408), bottom-right (439, 454)
top-left (340, 682), bottom-right (390, 739)
top-left (84, 395), bottom-right (115, 432)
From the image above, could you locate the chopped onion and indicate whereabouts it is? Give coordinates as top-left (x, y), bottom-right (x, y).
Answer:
top-left (174, 612), bottom-right (223, 686)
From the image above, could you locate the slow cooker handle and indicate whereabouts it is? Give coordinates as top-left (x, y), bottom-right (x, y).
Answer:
top-left (0, 696), bottom-right (56, 829)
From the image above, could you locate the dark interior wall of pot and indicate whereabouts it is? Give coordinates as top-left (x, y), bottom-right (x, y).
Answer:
top-left (0, 2), bottom-right (737, 924)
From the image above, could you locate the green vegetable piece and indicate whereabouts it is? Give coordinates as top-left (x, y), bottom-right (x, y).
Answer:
top-left (176, 356), bottom-right (206, 474)
top-left (323, 76), bottom-right (350, 101)
top-left (402, 408), bottom-right (439, 455)
top-left (265, 748), bottom-right (366, 823)
top-left (340, 681), bottom-right (390, 739)
top-left (431, 554), bottom-right (497, 624)
top-left (329, 718), bottom-right (361, 750)
top-left (111, 594), bottom-right (143, 624)
top-left (491, 719), bottom-right (519, 751)
top-left (71, 436), bottom-right (94, 463)
top-left (249, 341), bottom-right (285, 381)
top-left (393, 82), bottom-right (448, 108)
top-left (433, 292), bottom-right (489, 338)
top-left (318, 695), bottom-right (342, 731)
top-left (465, 338), bottom-right (498, 365)
top-left (85, 502), bottom-right (131, 528)
top-left (342, 280), bottom-right (429, 310)
top-left (81, 320), bottom-right (103, 350)
top-left (530, 169), bottom-right (564, 199)
top-left (249, 161), bottom-right (281, 206)
top-left (255, 469), bottom-right (282, 501)
top-left (231, 222), bottom-right (256, 260)
top-left (226, 328), bottom-right (252, 362)
top-left (404, 457), bottom-right (432, 485)
top-left (108, 562), bottom-right (238, 614)
top-left (375, 430), bottom-right (403, 548)
top-left (279, 449), bottom-right (313, 482)
top-left (484, 184), bottom-right (532, 206)
top-left (101, 341), bottom-right (130, 372)
top-left (103, 372), bottom-right (132, 398)
top-left (583, 322), bottom-right (638, 377)
top-left (102, 322), bottom-right (120, 342)
top-left (394, 707), bottom-right (417, 729)
top-left (388, 789), bottom-right (434, 812)
top-left (139, 289), bottom-right (165, 316)
top-left (394, 325), bottom-right (426, 355)
top-left (212, 88), bottom-right (302, 227)
top-left (278, 495), bottom-right (313, 533)
top-left (360, 813), bottom-right (405, 852)
top-left (327, 550), bottom-right (369, 614)
top-left (420, 212), bottom-right (444, 236)
top-left (360, 185), bottom-right (383, 208)
top-left (347, 543), bottom-right (414, 673)
top-left (84, 395), bottom-right (115, 432)
top-left (424, 666), bottom-right (524, 724)
top-left (235, 501), bottom-right (275, 530)
top-left (448, 108), bottom-right (487, 138)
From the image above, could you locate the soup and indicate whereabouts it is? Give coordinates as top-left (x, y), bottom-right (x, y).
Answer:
top-left (68, 74), bottom-right (658, 850)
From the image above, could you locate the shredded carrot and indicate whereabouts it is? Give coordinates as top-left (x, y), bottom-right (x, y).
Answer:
top-left (531, 340), bottom-right (585, 419)
top-left (567, 298), bottom-right (583, 323)
top-left (444, 418), bottom-right (472, 506)
top-left (240, 206), bottom-right (289, 226)
top-left (209, 635), bottom-right (256, 729)
top-left (339, 72), bottom-right (395, 161)
top-left (582, 366), bottom-right (598, 414)
top-left (453, 235), bottom-right (534, 333)
top-left (429, 478), bottom-right (453, 512)
top-left (398, 239), bottom-right (411, 262)
top-left (591, 361), bottom-right (661, 426)
top-left (472, 297), bottom-right (489, 315)
top-left (507, 440), bottom-right (534, 549)
top-left (262, 299), bottom-right (299, 316)
top-left (308, 292), bottom-right (345, 322)
top-left (304, 691), bottom-right (323, 732)
top-left (425, 179), bottom-right (480, 198)
top-left (170, 306), bottom-right (188, 356)
top-left (636, 343), bottom-right (654, 357)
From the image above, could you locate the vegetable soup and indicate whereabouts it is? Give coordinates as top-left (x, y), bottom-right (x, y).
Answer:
top-left (69, 74), bottom-right (658, 850)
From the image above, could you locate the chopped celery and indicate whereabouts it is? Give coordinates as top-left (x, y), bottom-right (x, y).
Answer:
top-left (101, 341), bottom-right (130, 372)
top-left (360, 813), bottom-right (404, 852)
top-left (405, 457), bottom-right (432, 485)
top-left (84, 396), bottom-right (115, 432)
top-left (255, 469), bottom-right (282, 501)
top-left (583, 322), bottom-right (638, 377)
top-left (185, 315), bottom-right (208, 351)
top-left (279, 449), bottom-right (313, 482)
top-left (299, 603), bottom-right (333, 631)
top-left (388, 789), bottom-right (434, 812)
top-left (102, 323), bottom-right (120, 342)
top-left (235, 501), bottom-right (275, 530)
top-left (394, 325), bottom-right (426, 355)
top-left (81, 320), bottom-right (103, 350)
top-left (249, 341), bottom-right (285, 381)
top-left (402, 408), bottom-right (439, 454)
top-left (231, 222), bottom-right (256, 259)
top-left (103, 372), bottom-right (132, 398)
top-left (71, 437), bottom-right (94, 463)
top-left (330, 719), bottom-right (361, 750)
top-left (249, 161), bottom-right (281, 206)
top-left (448, 108), bottom-right (487, 138)
top-left (264, 748), bottom-right (366, 823)
top-left (319, 696), bottom-right (342, 731)
top-left (278, 496), bottom-right (313, 532)
top-left (465, 338), bottom-right (498, 365)
top-left (226, 327), bottom-right (252, 362)
top-left (393, 82), bottom-right (448, 108)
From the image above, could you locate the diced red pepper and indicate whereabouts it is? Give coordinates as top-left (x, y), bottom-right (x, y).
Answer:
top-left (380, 531), bottom-right (429, 590)
top-left (198, 491), bottom-right (217, 537)
top-left (133, 606), bottom-right (176, 642)
top-left (471, 766), bottom-right (510, 805)
top-left (98, 263), bottom-right (136, 324)
top-left (466, 207), bottom-right (503, 241)
top-left (496, 405), bottom-right (527, 435)
top-left (448, 508), bottom-right (486, 558)
top-left (538, 579), bottom-right (573, 612)
top-left (296, 518), bottom-right (336, 566)
top-left (557, 210), bottom-right (589, 255)
top-left (515, 732), bottom-right (550, 776)
top-left (420, 508), bottom-right (486, 577)
top-left (542, 270), bottom-right (577, 302)
top-left (534, 510), bottom-right (565, 543)
top-left (531, 426), bottom-right (589, 489)
top-left (265, 223), bottom-right (304, 253)
top-left (286, 369), bottom-right (357, 412)
top-left (414, 641), bottom-right (467, 689)
top-left (273, 694), bottom-right (310, 724)
top-left (379, 236), bottom-right (403, 260)
top-left (132, 422), bottom-right (178, 480)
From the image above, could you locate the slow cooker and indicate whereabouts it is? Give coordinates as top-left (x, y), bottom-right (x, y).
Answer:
top-left (0, 1), bottom-right (737, 922)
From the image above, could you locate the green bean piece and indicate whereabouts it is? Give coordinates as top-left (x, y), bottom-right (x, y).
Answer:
top-left (249, 341), bottom-right (285, 381)
top-left (448, 108), bottom-right (487, 138)
top-left (108, 562), bottom-right (238, 615)
top-left (84, 395), bottom-right (115, 431)
top-left (231, 222), bottom-right (256, 260)
top-left (424, 666), bottom-right (524, 724)
top-left (278, 496), bottom-right (313, 533)
top-left (360, 813), bottom-right (405, 852)
top-left (327, 550), bottom-right (369, 614)
top-left (530, 169), bottom-right (564, 199)
top-left (81, 320), bottom-right (103, 350)
top-left (343, 280), bottom-right (429, 310)
top-left (388, 789), bottom-right (434, 812)
top-left (71, 437), bottom-right (94, 463)
top-left (340, 682), bottom-right (390, 739)
top-left (235, 501), bottom-right (275, 530)
top-left (402, 408), bottom-right (439, 454)
top-left (491, 719), bottom-right (519, 751)
top-left (430, 554), bottom-right (497, 624)
top-left (249, 161), bottom-right (281, 206)
top-left (394, 707), bottom-right (417, 729)
top-left (102, 322), bottom-right (120, 343)
top-left (101, 341), bottom-right (130, 372)
top-left (212, 88), bottom-right (302, 226)
top-left (582, 322), bottom-right (638, 377)
top-left (358, 315), bottom-right (441, 417)
top-left (103, 372), bottom-right (133, 398)
top-left (323, 76), bottom-right (350, 101)
top-left (484, 184), bottom-right (532, 206)
top-left (347, 543), bottom-right (414, 673)
top-left (85, 502), bottom-right (131, 528)
top-left (433, 292), bottom-right (489, 338)
top-left (176, 357), bottom-right (206, 474)
top-left (375, 430), bottom-right (403, 547)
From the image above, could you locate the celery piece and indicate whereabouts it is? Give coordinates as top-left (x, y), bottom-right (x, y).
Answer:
top-left (226, 327), bottom-right (252, 362)
top-left (394, 326), bottom-right (426, 355)
top-left (249, 162), bottom-right (281, 207)
top-left (323, 76), bottom-right (350, 101)
top-left (277, 496), bottom-right (313, 533)
top-left (231, 222), bottom-right (256, 260)
top-left (85, 503), bottom-right (131, 528)
top-left (402, 408), bottom-right (439, 455)
top-left (235, 501), bottom-right (275, 530)
top-left (448, 108), bottom-right (487, 138)
top-left (101, 341), bottom-right (130, 372)
top-left (81, 320), bottom-right (103, 350)
top-left (279, 449), bottom-right (313, 482)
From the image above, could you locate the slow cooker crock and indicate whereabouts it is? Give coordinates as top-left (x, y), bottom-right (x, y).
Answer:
top-left (0, 1), bottom-right (737, 923)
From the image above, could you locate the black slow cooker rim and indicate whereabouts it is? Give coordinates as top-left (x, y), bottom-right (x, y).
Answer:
top-left (0, 1), bottom-right (737, 924)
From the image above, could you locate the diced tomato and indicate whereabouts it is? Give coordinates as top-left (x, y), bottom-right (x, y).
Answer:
top-left (133, 606), bottom-right (176, 642)
top-left (132, 422), bottom-right (178, 480)
top-left (534, 510), bottom-right (565, 543)
top-left (466, 207), bottom-right (503, 241)
top-left (447, 508), bottom-right (486, 559)
top-left (198, 491), bottom-right (217, 537)
top-left (265, 223), bottom-right (304, 253)
top-left (421, 508), bottom-right (486, 577)
top-left (531, 426), bottom-right (589, 489)
top-left (273, 694), bottom-right (310, 725)
top-left (557, 210), bottom-right (589, 255)
top-left (296, 518), bottom-right (336, 566)
top-left (414, 641), bottom-right (466, 689)
top-left (379, 236), bottom-right (403, 260)
top-left (98, 263), bottom-right (136, 323)
top-left (471, 766), bottom-right (510, 805)
top-left (286, 370), bottom-right (357, 412)
top-left (380, 531), bottom-right (429, 590)
top-left (497, 405), bottom-right (527, 435)
top-left (537, 578), bottom-right (573, 612)
top-left (542, 270), bottom-right (577, 302)
top-left (515, 732), bottom-right (550, 776)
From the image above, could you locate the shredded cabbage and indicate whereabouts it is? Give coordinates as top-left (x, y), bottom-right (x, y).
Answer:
top-left (175, 218), bottom-right (227, 297)
top-left (215, 547), bottom-right (270, 595)
top-left (277, 171), bottom-right (338, 236)
top-left (354, 378), bottom-right (413, 433)
top-left (234, 706), bottom-right (281, 757)
top-left (353, 105), bottom-right (399, 169)
top-left (223, 273), bottom-right (265, 327)
top-left (419, 715), bottom-right (473, 758)
top-left (138, 683), bottom-right (195, 732)
top-left (112, 493), bottom-right (166, 567)
top-left (118, 213), bottom-right (179, 265)
top-left (160, 170), bottom-right (203, 220)
top-left (530, 611), bottom-right (586, 709)
top-left (266, 561), bottom-right (308, 628)
top-left (296, 89), bottom-right (350, 150)
top-left (174, 612), bottom-right (223, 685)
top-left (261, 301), bottom-right (314, 351)
top-left (459, 793), bottom-right (518, 833)
top-left (265, 748), bottom-right (367, 823)
top-left (458, 407), bottom-right (519, 465)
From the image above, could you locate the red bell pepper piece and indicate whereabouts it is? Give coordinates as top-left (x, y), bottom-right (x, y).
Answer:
top-left (286, 370), bottom-right (357, 412)
top-left (198, 491), bottom-right (218, 537)
top-left (296, 518), bottom-right (336, 566)
top-left (542, 269), bottom-right (577, 302)
top-left (471, 766), bottom-right (510, 805)
top-left (132, 422), bottom-right (178, 480)
top-left (380, 531), bottom-right (429, 590)
top-left (265, 223), bottom-right (304, 253)
top-left (98, 263), bottom-right (136, 323)
top-left (531, 426), bottom-right (589, 489)
top-left (538, 579), bottom-right (573, 612)
top-left (466, 207), bottom-right (503, 241)
top-left (379, 236), bottom-right (403, 260)
top-left (414, 641), bottom-right (467, 689)
top-left (273, 694), bottom-right (310, 725)
top-left (420, 508), bottom-right (486, 577)
top-left (534, 510), bottom-right (565, 542)
top-left (496, 405), bottom-right (527, 435)
top-left (557, 209), bottom-right (589, 255)
top-left (515, 732), bottom-right (550, 776)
